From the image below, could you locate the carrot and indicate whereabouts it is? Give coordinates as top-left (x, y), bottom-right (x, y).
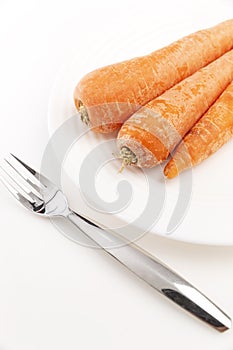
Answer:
top-left (117, 49), bottom-right (233, 168)
top-left (164, 81), bottom-right (233, 179)
top-left (74, 19), bottom-right (233, 133)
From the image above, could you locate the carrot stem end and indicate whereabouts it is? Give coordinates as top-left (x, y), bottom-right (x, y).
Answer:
top-left (78, 100), bottom-right (90, 125)
top-left (120, 146), bottom-right (138, 168)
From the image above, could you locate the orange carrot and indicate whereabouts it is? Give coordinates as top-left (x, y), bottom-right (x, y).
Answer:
top-left (117, 49), bottom-right (233, 168)
top-left (74, 19), bottom-right (233, 133)
top-left (164, 81), bottom-right (233, 179)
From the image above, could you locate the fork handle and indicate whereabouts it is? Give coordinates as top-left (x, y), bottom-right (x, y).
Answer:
top-left (67, 211), bottom-right (230, 332)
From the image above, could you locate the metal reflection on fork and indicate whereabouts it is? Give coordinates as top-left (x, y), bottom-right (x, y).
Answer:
top-left (0, 154), bottom-right (231, 332)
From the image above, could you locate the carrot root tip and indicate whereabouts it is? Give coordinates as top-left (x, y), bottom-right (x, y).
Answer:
top-left (111, 152), bottom-right (125, 173)
top-left (78, 100), bottom-right (90, 125)
top-left (120, 146), bottom-right (138, 167)
top-left (118, 163), bottom-right (125, 174)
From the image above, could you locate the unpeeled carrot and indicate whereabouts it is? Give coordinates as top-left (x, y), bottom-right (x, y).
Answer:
top-left (74, 19), bottom-right (233, 133)
top-left (117, 49), bottom-right (233, 168)
top-left (164, 81), bottom-right (233, 179)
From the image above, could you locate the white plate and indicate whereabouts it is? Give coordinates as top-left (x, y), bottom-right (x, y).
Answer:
top-left (48, 20), bottom-right (233, 246)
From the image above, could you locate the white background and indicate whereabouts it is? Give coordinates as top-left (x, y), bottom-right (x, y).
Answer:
top-left (1, 0), bottom-right (233, 349)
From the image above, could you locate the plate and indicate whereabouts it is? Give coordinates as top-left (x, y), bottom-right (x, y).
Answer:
top-left (47, 20), bottom-right (233, 246)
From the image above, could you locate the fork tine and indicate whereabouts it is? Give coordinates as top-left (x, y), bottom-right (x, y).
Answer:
top-left (9, 154), bottom-right (49, 189)
top-left (5, 157), bottom-right (43, 193)
top-left (0, 171), bottom-right (20, 200)
top-left (10, 153), bottom-right (37, 175)
top-left (0, 171), bottom-right (35, 211)
top-left (0, 165), bottom-right (41, 204)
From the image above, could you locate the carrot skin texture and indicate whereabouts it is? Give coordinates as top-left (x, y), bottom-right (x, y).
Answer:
top-left (75, 20), bottom-right (233, 133)
top-left (117, 49), bottom-right (233, 168)
top-left (164, 81), bottom-right (233, 179)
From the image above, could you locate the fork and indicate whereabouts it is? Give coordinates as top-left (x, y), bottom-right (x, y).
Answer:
top-left (0, 154), bottom-right (231, 332)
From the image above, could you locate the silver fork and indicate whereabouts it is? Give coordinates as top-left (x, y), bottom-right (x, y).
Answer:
top-left (0, 154), bottom-right (231, 332)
